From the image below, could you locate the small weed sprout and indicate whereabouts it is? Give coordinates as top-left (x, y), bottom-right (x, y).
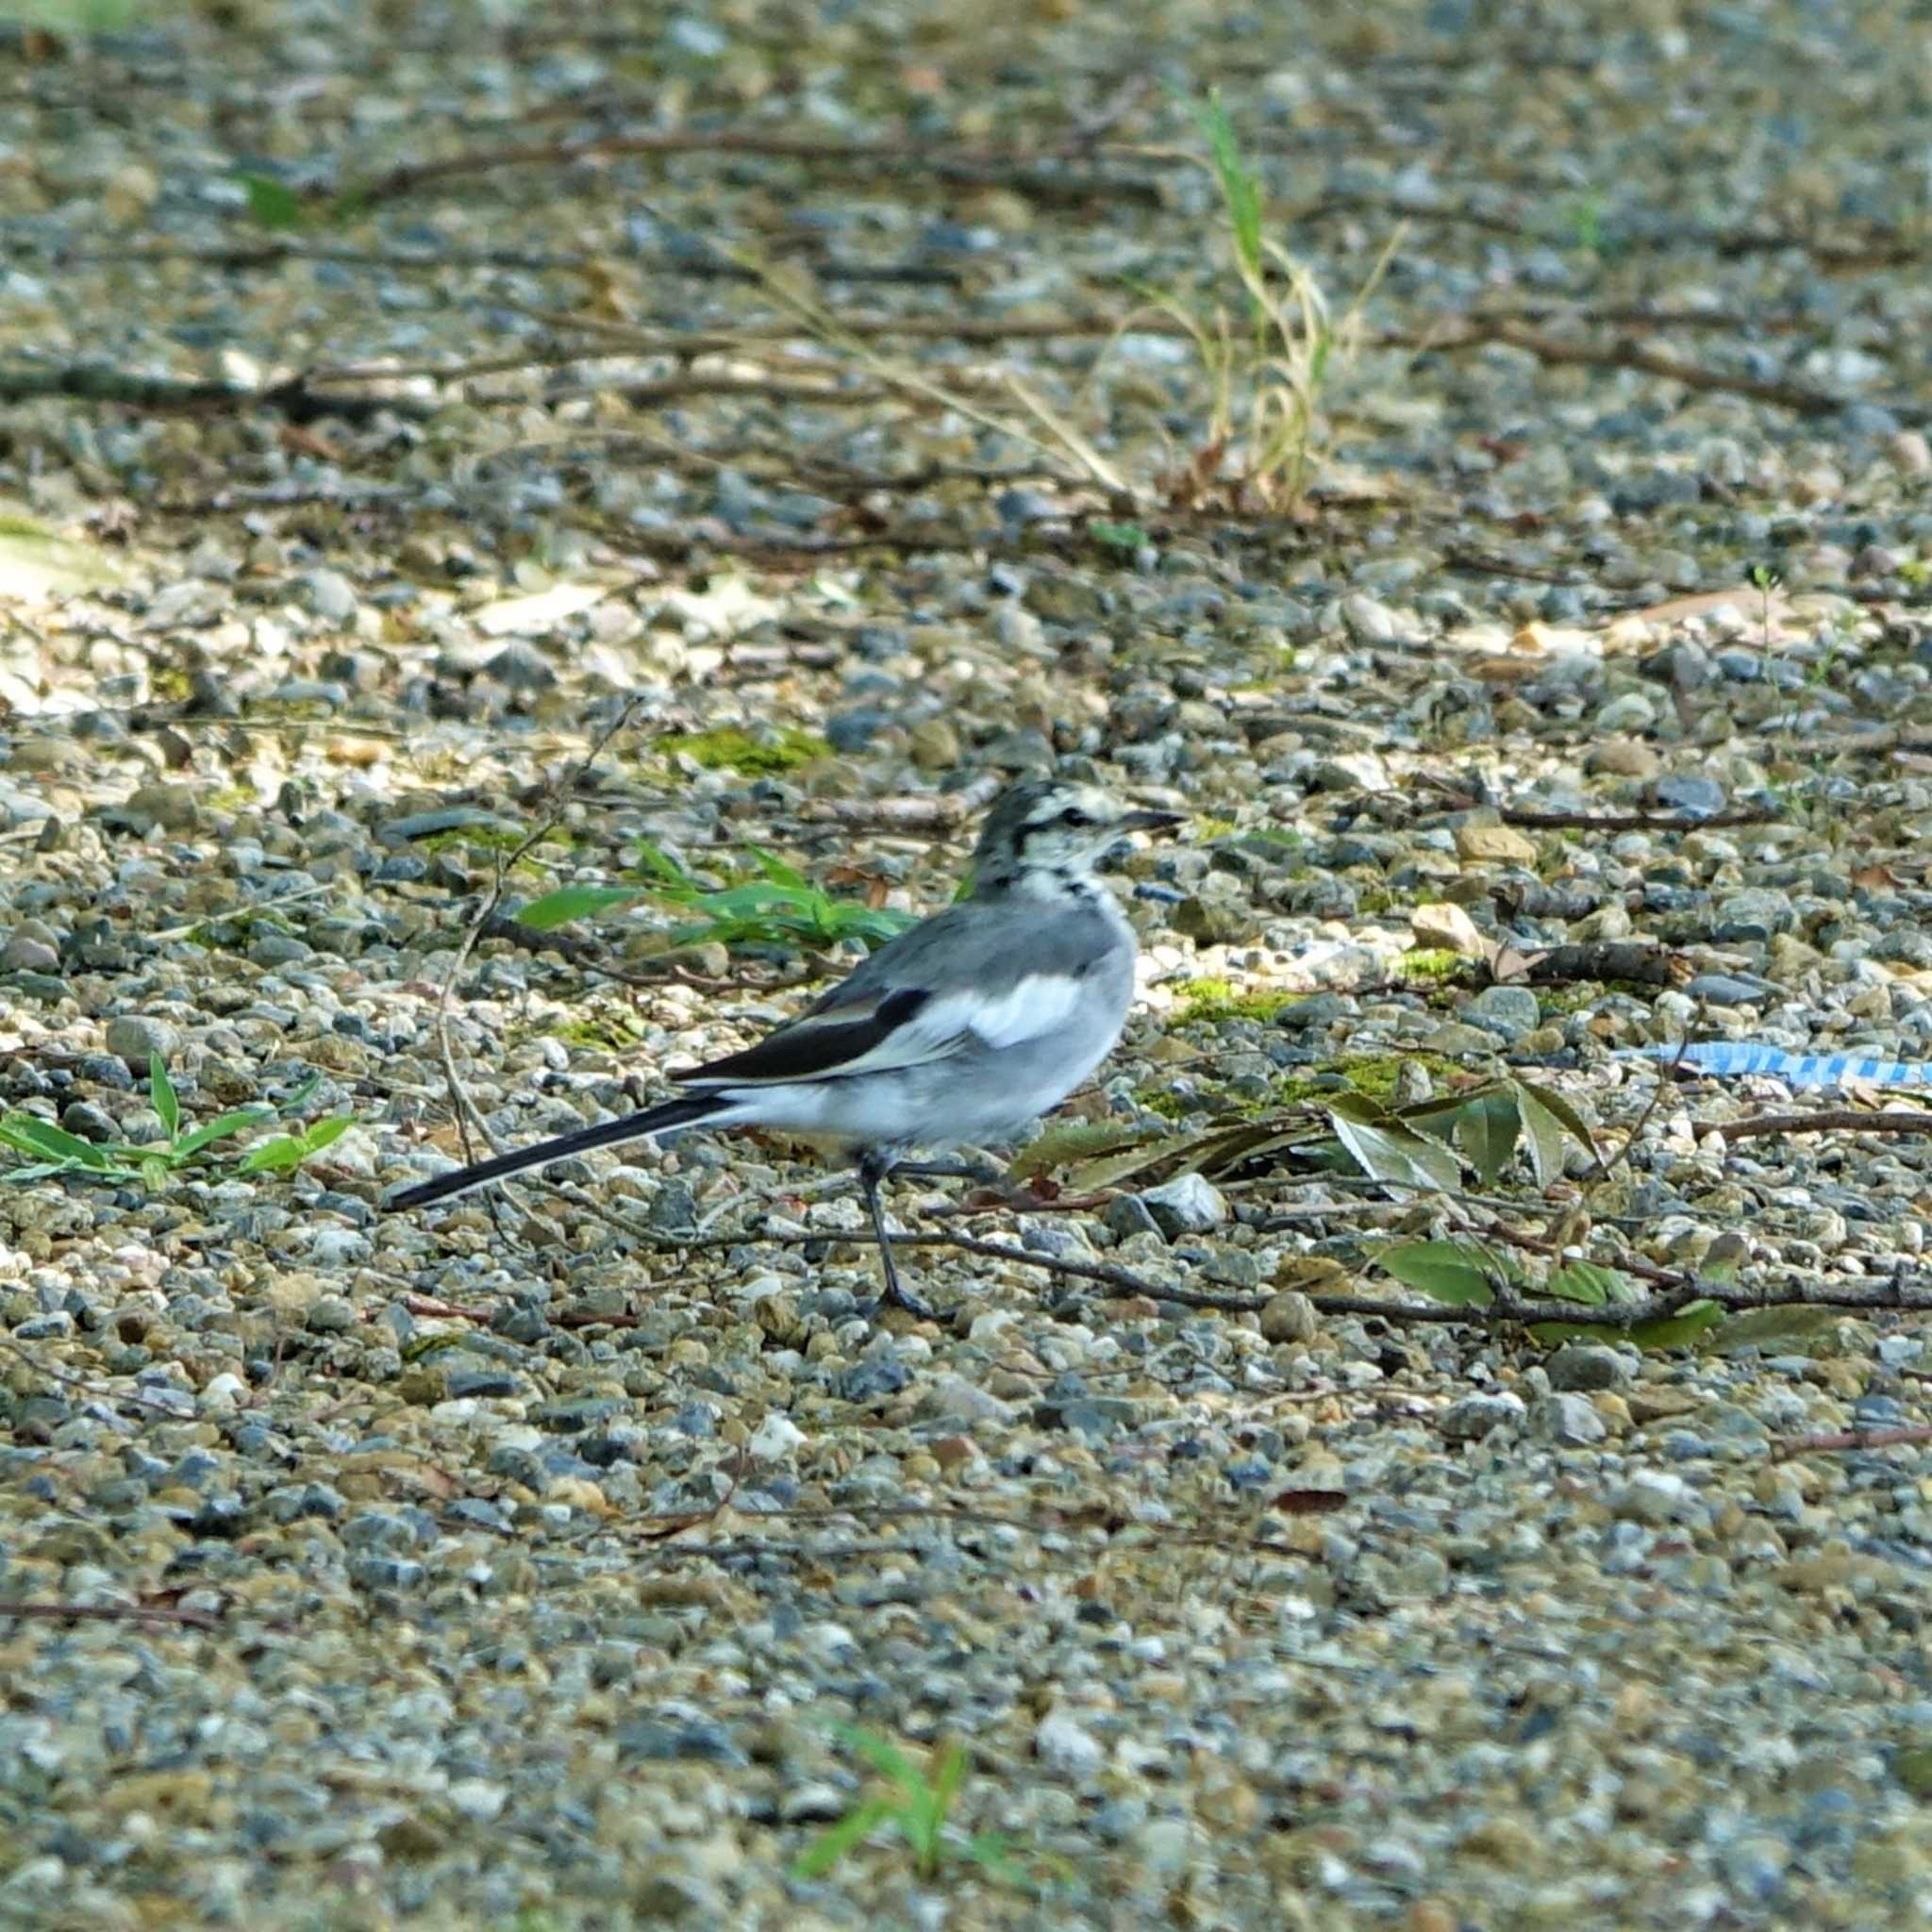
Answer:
top-left (0, 1055), bottom-right (351, 1186)
top-left (1111, 90), bottom-right (1405, 512)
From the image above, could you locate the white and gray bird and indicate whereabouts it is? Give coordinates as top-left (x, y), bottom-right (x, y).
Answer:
top-left (385, 779), bottom-right (1180, 1314)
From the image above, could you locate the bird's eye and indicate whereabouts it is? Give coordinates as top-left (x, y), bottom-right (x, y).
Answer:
top-left (1058, 808), bottom-right (1092, 828)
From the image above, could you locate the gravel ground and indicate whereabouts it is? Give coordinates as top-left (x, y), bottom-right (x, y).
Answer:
top-left (6, 4), bottom-right (1932, 1929)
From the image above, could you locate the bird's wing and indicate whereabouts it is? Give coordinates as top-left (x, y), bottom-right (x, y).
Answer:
top-left (675, 908), bottom-right (1101, 1089)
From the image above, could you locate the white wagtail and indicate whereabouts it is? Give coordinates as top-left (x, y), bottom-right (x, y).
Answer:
top-left (386, 779), bottom-right (1180, 1314)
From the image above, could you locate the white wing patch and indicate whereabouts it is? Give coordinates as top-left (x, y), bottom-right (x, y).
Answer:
top-left (937, 973), bottom-right (1088, 1052)
top-left (681, 972), bottom-right (1091, 1091)
top-left (769, 974), bottom-right (1086, 1083)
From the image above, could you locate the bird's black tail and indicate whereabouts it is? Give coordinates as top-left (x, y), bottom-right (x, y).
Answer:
top-left (383, 1091), bottom-right (727, 1212)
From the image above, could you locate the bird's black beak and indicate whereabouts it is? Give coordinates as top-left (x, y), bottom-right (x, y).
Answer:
top-left (1118, 808), bottom-right (1185, 835)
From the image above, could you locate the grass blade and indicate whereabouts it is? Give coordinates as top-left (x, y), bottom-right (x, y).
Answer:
top-left (0, 1115), bottom-right (117, 1171)
top-left (235, 1135), bottom-right (305, 1175)
top-left (171, 1107), bottom-right (276, 1158)
top-left (792, 1797), bottom-right (894, 1878)
top-left (149, 1053), bottom-right (180, 1138)
top-left (829, 1721), bottom-right (921, 1788)
top-left (516, 885), bottom-right (647, 931)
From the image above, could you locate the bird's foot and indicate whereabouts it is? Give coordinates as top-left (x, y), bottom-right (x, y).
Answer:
top-left (860, 1279), bottom-right (940, 1324)
top-left (892, 1157), bottom-right (1005, 1187)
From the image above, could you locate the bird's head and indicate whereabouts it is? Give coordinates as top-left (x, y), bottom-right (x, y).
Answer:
top-left (970, 779), bottom-right (1182, 893)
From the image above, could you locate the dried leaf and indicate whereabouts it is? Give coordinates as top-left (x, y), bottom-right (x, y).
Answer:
top-left (1008, 1121), bottom-right (1149, 1182)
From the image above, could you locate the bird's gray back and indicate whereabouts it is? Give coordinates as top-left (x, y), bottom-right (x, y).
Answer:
top-left (808, 891), bottom-right (1130, 1015)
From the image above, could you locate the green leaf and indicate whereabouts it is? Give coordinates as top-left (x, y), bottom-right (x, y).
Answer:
top-left (829, 1722), bottom-right (921, 1789)
top-left (515, 885), bottom-right (647, 931)
top-left (236, 1116), bottom-right (352, 1175)
top-left (742, 844), bottom-right (809, 890)
top-left (235, 1135), bottom-right (305, 1175)
top-left (629, 841), bottom-right (693, 888)
top-left (1546, 1259), bottom-right (1625, 1307)
top-left (1515, 1088), bottom-right (1573, 1190)
top-left (0, 1115), bottom-right (116, 1171)
top-left (1707, 1304), bottom-right (1843, 1357)
top-left (1377, 1238), bottom-right (1494, 1307)
top-left (1507, 1074), bottom-right (1599, 1174)
top-left (1065, 1135), bottom-right (1184, 1193)
top-left (172, 1106), bottom-right (276, 1158)
top-left (792, 1797), bottom-right (895, 1878)
top-left (149, 1053), bottom-right (180, 1138)
top-left (281, 1072), bottom-right (323, 1110)
top-left (929, 1739), bottom-right (967, 1813)
top-left (299, 1115), bottom-right (355, 1155)
top-left (1451, 1088), bottom-right (1521, 1188)
top-left (1626, 1299), bottom-right (1725, 1349)
top-left (1193, 89), bottom-right (1263, 277)
top-left (1324, 1094), bottom-right (1462, 1192)
top-left (1524, 1321), bottom-right (1605, 1345)
top-left (1088, 519), bottom-right (1146, 556)
top-left (237, 171), bottom-right (306, 232)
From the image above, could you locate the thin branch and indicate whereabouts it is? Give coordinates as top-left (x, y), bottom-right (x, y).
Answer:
top-left (1587, 1034), bottom-right (1690, 1183)
top-left (1777, 1425), bottom-right (1932, 1458)
top-left (0, 1600), bottom-right (223, 1631)
top-left (0, 362), bottom-right (428, 424)
top-left (1714, 1108), bottom-right (1932, 1142)
top-left (1515, 943), bottom-right (1684, 989)
top-left (432, 699), bottom-right (646, 1170)
top-left (1426, 318), bottom-right (1912, 423)
top-left (1500, 806), bottom-right (1781, 832)
top-left (339, 129), bottom-right (1164, 210)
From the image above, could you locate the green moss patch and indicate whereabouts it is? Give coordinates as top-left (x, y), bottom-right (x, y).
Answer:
top-left (659, 727), bottom-right (831, 776)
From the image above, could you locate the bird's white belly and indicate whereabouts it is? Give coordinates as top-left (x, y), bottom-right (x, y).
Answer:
top-left (723, 995), bottom-right (1127, 1152)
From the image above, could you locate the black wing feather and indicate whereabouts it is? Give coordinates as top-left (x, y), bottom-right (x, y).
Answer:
top-left (673, 985), bottom-right (934, 1087)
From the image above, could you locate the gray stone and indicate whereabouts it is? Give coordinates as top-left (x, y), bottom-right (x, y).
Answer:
top-left (1, 930), bottom-right (58, 974)
top-left (1258, 1290), bottom-right (1318, 1344)
top-left (103, 782), bottom-right (201, 834)
top-left (302, 568), bottom-right (360, 624)
top-left (1103, 1193), bottom-right (1161, 1241)
top-left (647, 1180), bottom-right (699, 1235)
top-left (824, 706), bottom-right (891, 752)
top-left (1651, 774), bottom-right (1727, 817)
top-left (104, 1014), bottom-right (181, 1069)
top-left (1275, 993), bottom-right (1353, 1032)
top-left (1204, 1246), bottom-right (1262, 1289)
top-left (1683, 973), bottom-right (1774, 1007)
top-left (1713, 889), bottom-right (1794, 942)
top-left (1594, 691), bottom-right (1657, 733)
top-left (1612, 1468), bottom-right (1699, 1524)
top-left (1339, 593), bottom-right (1407, 642)
top-left (481, 641), bottom-right (556, 691)
top-left (1173, 894), bottom-right (1257, 945)
top-left (1138, 1174), bottom-right (1228, 1237)
top-left (1020, 1219), bottom-right (1096, 1263)
top-left (1461, 985), bottom-right (1541, 1041)
top-left (1530, 1391), bottom-right (1607, 1445)
top-left (1440, 1391), bottom-right (1526, 1441)
top-left (378, 807), bottom-right (521, 846)
top-left (1546, 1343), bottom-right (1631, 1391)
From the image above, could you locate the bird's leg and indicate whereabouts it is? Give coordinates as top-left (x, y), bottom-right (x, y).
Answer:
top-left (891, 1155), bottom-right (1005, 1186)
top-left (858, 1149), bottom-right (935, 1321)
